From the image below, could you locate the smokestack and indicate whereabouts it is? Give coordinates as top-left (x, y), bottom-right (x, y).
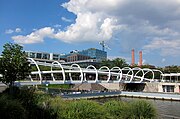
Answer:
top-left (131, 49), bottom-right (135, 66)
top-left (139, 51), bottom-right (142, 67)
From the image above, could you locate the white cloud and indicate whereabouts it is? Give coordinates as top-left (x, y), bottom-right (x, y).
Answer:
top-left (143, 38), bottom-right (180, 56)
top-left (5, 29), bottom-right (14, 34)
top-left (5, 28), bottom-right (22, 34)
top-left (61, 17), bottom-right (72, 22)
top-left (12, 0), bottom-right (180, 57)
top-left (53, 24), bottom-right (61, 28)
top-left (12, 27), bottom-right (54, 44)
top-left (15, 28), bottom-right (22, 33)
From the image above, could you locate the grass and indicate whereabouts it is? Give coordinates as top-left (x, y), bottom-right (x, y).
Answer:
top-left (0, 87), bottom-right (157, 119)
top-left (38, 84), bottom-right (72, 89)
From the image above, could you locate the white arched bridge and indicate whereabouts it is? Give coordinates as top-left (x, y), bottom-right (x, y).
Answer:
top-left (13, 58), bottom-right (165, 86)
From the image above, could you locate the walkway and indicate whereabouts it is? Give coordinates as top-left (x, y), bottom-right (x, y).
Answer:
top-left (61, 91), bottom-right (180, 101)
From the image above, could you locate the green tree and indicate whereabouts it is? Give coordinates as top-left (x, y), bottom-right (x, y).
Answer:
top-left (0, 43), bottom-right (30, 87)
top-left (100, 58), bottom-right (129, 68)
top-left (112, 58), bottom-right (129, 68)
top-left (99, 59), bottom-right (112, 68)
top-left (163, 65), bottom-right (180, 73)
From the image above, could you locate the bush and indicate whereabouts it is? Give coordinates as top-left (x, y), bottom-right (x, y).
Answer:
top-left (104, 100), bottom-right (131, 119)
top-left (129, 100), bottom-right (157, 119)
top-left (47, 97), bottom-right (66, 118)
top-left (0, 95), bottom-right (26, 119)
top-left (2, 87), bottom-right (55, 119)
top-left (104, 100), bottom-right (157, 119)
top-left (16, 89), bottom-right (55, 119)
top-left (60, 100), bottom-right (107, 119)
top-left (0, 87), bottom-right (157, 119)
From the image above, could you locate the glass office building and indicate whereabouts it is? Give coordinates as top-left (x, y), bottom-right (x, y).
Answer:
top-left (79, 48), bottom-right (107, 61)
top-left (25, 48), bottom-right (107, 62)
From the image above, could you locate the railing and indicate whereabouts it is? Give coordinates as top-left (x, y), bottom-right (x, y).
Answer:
top-left (1, 58), bottom-right (179, 86)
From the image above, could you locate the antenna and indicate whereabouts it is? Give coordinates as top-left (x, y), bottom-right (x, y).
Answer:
top-left (99, 41), bottom-right (111, 51)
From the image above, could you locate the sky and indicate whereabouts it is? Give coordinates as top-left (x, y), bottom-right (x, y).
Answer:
top-left (0, 0), bottom-right (180, 67)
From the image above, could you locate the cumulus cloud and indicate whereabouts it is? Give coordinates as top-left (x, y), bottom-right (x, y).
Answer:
top-left (5, 29), bottom-right (14, 34)
top-left (12, 0), bottom-right (180, 56)
top-left (15, 28), bottom-right (22, 33)
top-left (5, 28), bottom-right (22, 34)
top-left (61, 17), bottom-right (72, 22)
top-left (12, 27), bottom-right (54, 44)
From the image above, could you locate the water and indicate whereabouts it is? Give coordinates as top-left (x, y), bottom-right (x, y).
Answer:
top-left (94, 96), bottom-right (180, 119)
top-left (39, 88), bottom-right (180, 119)
top-left (151, 99), bottom-right (180, 119)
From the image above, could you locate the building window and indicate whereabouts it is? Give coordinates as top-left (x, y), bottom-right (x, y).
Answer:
top-left (42, 54), bottom-right (49, 59)
top-left (53, 54), bottom-right (59, 60)
top-left (30, 53), bottom-right (35, 58)
top-left (36, 53), bottom-right (42, 59)
top-left (162, 85), bottom-right (174, 92)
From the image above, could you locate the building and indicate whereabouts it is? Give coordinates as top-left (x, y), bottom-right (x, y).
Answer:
top-left (25, 48), bottom-right (107, 64)
top-left (79, 48), bottom-right (107, 61)
top-left (67, 53), bottom-right (90, 62)
top-left (60, 48), bottom-right (107, 62)
top-left (25, 51), bottom-right (63, 61)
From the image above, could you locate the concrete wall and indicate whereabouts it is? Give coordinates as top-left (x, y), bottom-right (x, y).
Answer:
top-left (73, 82), bottom-right (180, 93)
top-left (144, 82), bottom-right (180, 93)
top-left (99, 83), bottom-right (125, 90)
top-left (143, 82), bottom-right (159, 92)
top-left (158, 82), bottom-right (180, 93)
top-left (72, 83), bottom-right (106, 91)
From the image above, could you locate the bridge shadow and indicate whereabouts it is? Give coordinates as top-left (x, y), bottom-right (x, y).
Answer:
top-left (124, 83), bottom-right (146, 92)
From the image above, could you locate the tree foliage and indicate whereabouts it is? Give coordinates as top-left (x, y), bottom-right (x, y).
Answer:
top-left (100, 58), bottom-right (129, 68)
top-left (163, 65), bottom-right (180, 73)
top-left (0, 43), bottom-right (30, 86)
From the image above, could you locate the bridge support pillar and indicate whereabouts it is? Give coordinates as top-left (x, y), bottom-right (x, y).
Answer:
top-left (143, 82), bottom-right (159, 92)
top-left (99, 83), bottom-right (125, 90)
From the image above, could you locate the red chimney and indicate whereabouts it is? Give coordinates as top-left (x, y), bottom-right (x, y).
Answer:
top-left (131, 49), bottom-right (135, 66)
top-left (139, 51), bottom-right (142, 67)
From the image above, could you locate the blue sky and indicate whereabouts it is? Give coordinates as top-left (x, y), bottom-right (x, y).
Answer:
top-left (1, 0), bottom-right (180, 67)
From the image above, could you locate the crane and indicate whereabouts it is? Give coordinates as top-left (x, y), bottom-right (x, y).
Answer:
top-left (99, 41), bottom-right (111, 51)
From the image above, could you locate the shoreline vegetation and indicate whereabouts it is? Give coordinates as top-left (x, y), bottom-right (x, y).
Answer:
top-left (38, 84), bottom-right (72, 90)
top-left (0, 87), bottom-right (157, 119)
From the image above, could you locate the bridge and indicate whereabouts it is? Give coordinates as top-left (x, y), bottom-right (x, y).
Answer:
top-left (13, 58), bottom-right (166, 86)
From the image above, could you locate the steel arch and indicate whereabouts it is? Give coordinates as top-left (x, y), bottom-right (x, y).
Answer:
top-left (98, 66), bottom-right (111, 83)
top-left (143, 68), bottom-right (154, 82)
top-left (152, 69), bottom-right (163, 82)
top-left (51, 61), bottom-right (65, 82)
top-left (84, 65), bottom-right (98, 83)
top-left (132, 67), bottom-right (145, 83)
top-left (122, 67), bottom-right (134, 83)
top-left (110, 67), bottom-right (123, 83)
top-left (28, 58), bottom-right (42, 82)
top-left (69, 64), bottom-right (83, 83)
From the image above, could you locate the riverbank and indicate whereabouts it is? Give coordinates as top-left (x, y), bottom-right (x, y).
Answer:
top-left (60, 91), bottom-right (180, 101)
top-left (120, 91), bottom-right (180, 101)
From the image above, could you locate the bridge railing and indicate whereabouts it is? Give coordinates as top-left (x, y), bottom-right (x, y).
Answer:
top-left (13, 58), bottom-right (178, 85)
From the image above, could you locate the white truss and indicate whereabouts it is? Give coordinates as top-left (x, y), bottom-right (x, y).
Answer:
top-left (14, 58), bottom-right (164, 86)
